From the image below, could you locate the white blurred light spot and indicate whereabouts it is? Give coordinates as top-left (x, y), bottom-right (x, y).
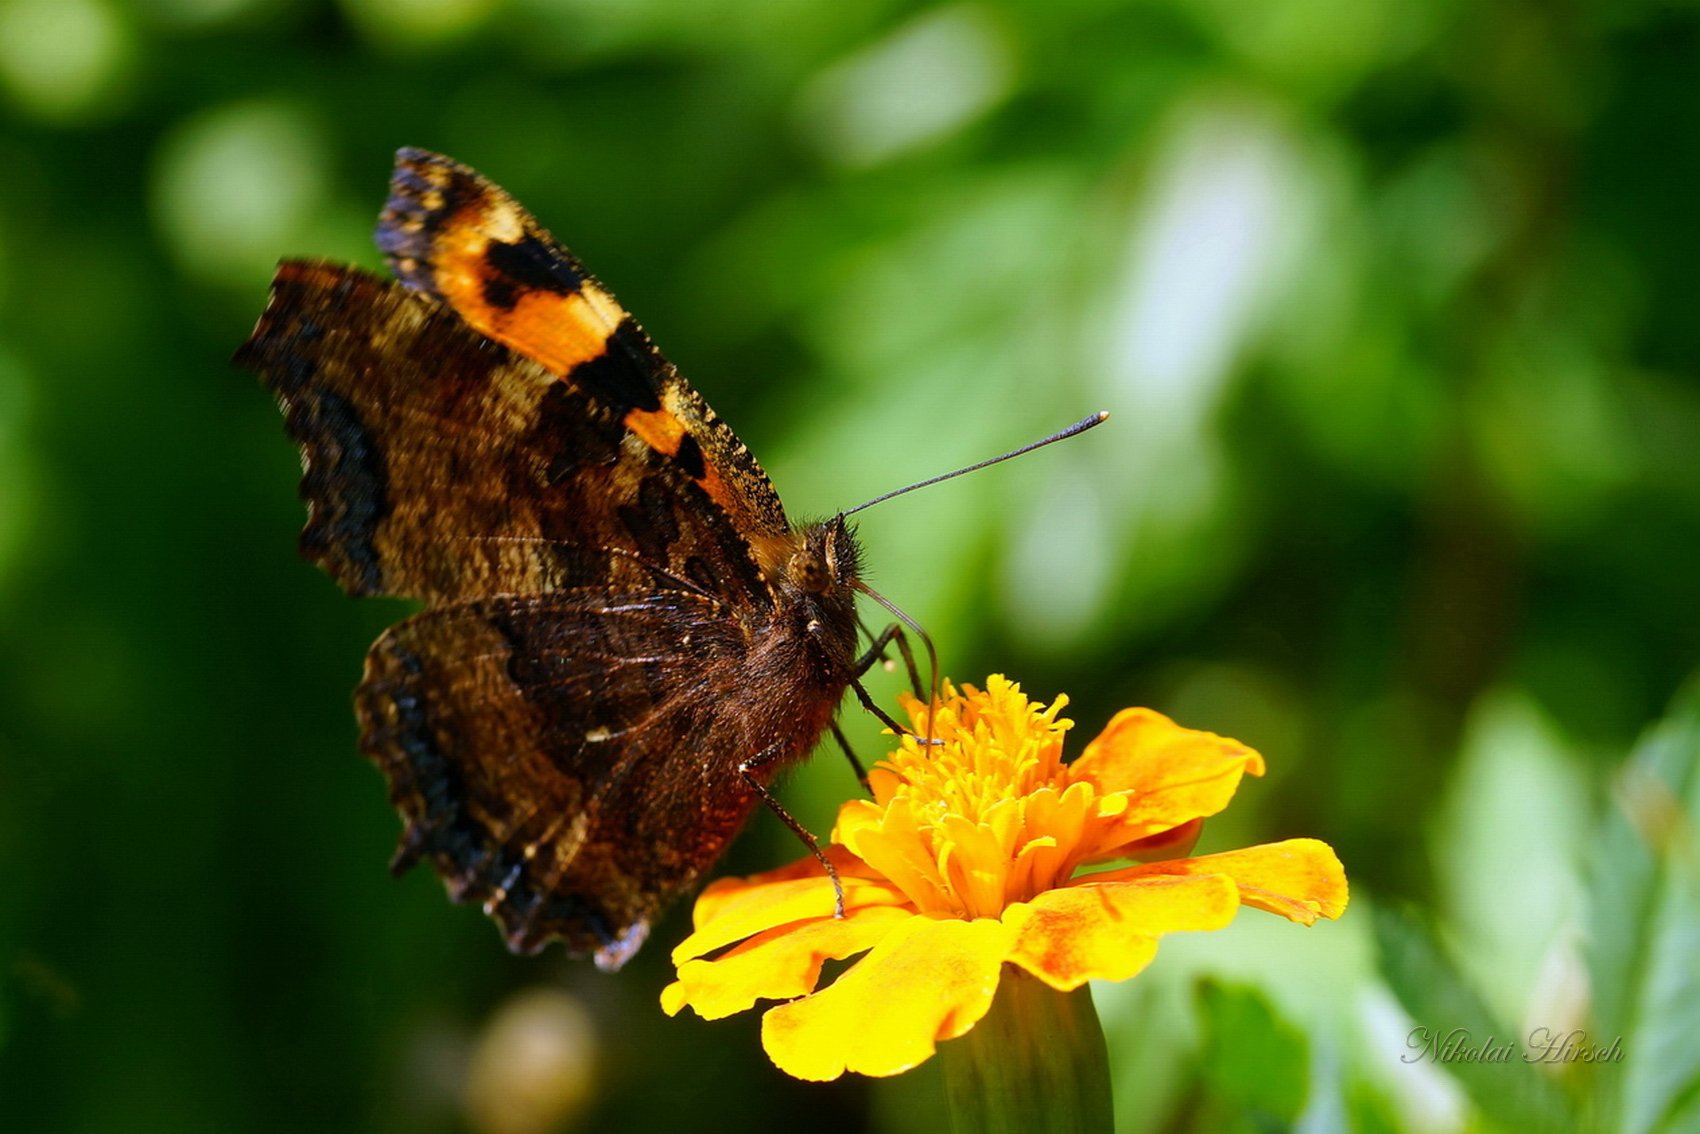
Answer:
top-left (1001, 102), bottom-right (1309, 646)
top-left (0, 0), bottom-right (132, 122)
top-left (1109, 104), bottom-right (1300, 428)
top-left (798, 4), bottom-right (1013, 168)
top-left (463, 987), bottom-right (597, 1134)
top-left (1357, 986), bottom-right (1468, 1134)
top-left (1005, 459), bottom-right (1116, 638)
top-left (151, 102), bottom-right (329, 285)
top-left (1522, 930), bottom-right (1589, 1047)
top-left (1434, 692), bottom-right (1587, 1026)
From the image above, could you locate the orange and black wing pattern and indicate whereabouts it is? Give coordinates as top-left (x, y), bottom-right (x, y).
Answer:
top-left (235, 150), bottom-right (862, 970)
top-left (233, 260), bottom-right (770, 610)
top-left (376, 147), bottom-right (790, 555)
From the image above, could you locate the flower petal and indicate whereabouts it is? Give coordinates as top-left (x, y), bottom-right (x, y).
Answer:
top-left (1003, 873), bottom-right (1240, 990)
top-left (761, 915), bottom-right (1015, 1080)
top-left (662, 904), bottom-right (913, 1020)
top-left (1091, 839), bottom-right (1349, 924)
top-left (1072, 709), bottom-right (1265, 843)
top-left (838, 795), bottom-right (960, 916)
top-left (1120, 817), bottom-right (1204, 862)
top-left (690, 844), bottom-right (879, 928)
top-left (672, 873), bottom-right (910, 965)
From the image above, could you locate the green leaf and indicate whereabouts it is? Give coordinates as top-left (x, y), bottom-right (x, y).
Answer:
top-left (1194, 978), bottom-right (1310, 1128)
top-left (1584, 676), bottom-right (1700, 1134)
top-left (1374, 903), bottom-right (1573, 1134)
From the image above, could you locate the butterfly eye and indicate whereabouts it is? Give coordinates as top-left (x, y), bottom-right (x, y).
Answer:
top-left (787, 550), bottom-right (832, 594)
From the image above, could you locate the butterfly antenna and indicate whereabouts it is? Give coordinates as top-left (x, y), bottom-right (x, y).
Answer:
top-left (841, 411), bottom-right (1109, 518)
top-left (844, 412), bottom-right (1108, 750)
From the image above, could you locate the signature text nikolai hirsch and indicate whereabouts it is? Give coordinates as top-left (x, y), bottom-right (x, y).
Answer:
top-left (1404, 1027), bottom-right (1623, 1065)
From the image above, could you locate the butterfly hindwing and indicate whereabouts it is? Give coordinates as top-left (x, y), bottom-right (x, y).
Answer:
top-left (357, 589), bottom-right (837, 970)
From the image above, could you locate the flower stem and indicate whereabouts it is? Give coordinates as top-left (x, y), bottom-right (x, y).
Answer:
top-left (940, 967), bottom-right (1114, 1134)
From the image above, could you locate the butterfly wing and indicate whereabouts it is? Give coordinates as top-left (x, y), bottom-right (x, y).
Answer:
top-left (235, 261), bottom-right (771, 609)
top-left (236, 155), bottom-right (859, 968)
top-left (358, 591), bottom-right (781, 971)
top-left (376, 147), bottom-right (790, 549)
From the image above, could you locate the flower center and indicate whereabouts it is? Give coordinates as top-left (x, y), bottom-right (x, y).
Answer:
top-left (836, 676), bottom-right (1099, 919)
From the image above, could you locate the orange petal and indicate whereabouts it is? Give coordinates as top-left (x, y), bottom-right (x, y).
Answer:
top-left (672, 874), bottom-right (911, 965)
top-left (1004, 873), bottom-right (1240, 990)
top-left (838, 796), bottom-right (955, 915)
top-left (1072, 709), bottom-right (1265, 838)
top-left (1119, 817), bottom-right (1204, 863)
top-left (1093, 839), bottom-right (1349, 924)
top-left (761, 915), bottom-right (1015, 1080)
top-left (662, 905), bottom-right (913, 1020)
top-left (691, 844), bottom-right (879, 928)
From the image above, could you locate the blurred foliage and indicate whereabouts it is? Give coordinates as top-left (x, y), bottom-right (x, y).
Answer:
top-left (1191, 978), bottom-right (1310, 1129)
top-left (1, 0), bottom-right (1697, 1131)
top-left (1374, 904), bottom-right (1573, 1134)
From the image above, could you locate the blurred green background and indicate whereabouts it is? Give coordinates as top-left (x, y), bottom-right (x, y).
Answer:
top-left (2, 0), bottom-right (1697, 1131)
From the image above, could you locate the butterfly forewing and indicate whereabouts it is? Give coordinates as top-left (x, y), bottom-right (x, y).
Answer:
top-left (234, 261), bottom-right (774, 610)
top-left (377, 146), bottom-right (791, 547)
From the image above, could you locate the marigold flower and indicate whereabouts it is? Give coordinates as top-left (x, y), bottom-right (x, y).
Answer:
top-left (661, 675), bottom-right (1348, 1081)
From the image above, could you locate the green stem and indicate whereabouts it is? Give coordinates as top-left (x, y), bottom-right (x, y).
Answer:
top-left (940, 967), bottom-right (1114, 1134)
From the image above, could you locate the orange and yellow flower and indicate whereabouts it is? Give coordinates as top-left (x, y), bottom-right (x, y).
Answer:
top-left (661, 675), bottom-right (1348, 1081)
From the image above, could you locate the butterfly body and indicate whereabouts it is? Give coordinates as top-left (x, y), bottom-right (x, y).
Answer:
top-left (237, 150), bottom-right (865, 970)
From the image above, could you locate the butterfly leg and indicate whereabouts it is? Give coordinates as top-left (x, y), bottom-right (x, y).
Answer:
top-left (849, 676), bottom-right (941, 745)
top-left (739, 744), bottom-right (846, 918)
top-left (854, 620), bottom-right (924, 698)
top-left (850, 676), bottom-right (909, 735)
top-left (829, 721), bottom-right (870, 791)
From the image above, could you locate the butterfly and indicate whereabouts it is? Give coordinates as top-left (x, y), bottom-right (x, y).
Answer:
top-left (235, 148), bottom-right (912, 971)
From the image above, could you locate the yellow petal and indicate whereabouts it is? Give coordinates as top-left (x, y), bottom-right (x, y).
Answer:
top-left (1091, 839), bottom-right (1349, 924)
top-left (672, 874), bottom-right (910, 964)
top-left (1003, 873), bottom-right (1240, 990)
top-left (1186, 839), bottom-right (1349, 922)
top-left (839, 795), bottom-right (958, 916)
top-left (690, 844), bottom-right (878, 928)
top-left (1072, 709), bottom-right (1265, 841)
top-left (1013, 782), bottom-right (1095, 892)
top-left (761, 915), bottom-right (1015, 1080)
top-left (662, 905), bottom-right (913, 1019)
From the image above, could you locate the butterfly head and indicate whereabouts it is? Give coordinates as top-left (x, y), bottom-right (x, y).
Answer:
top-left (758, 517), bottom-right (863, 675)
top-left (787, 515), bottom-right (861, 596)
